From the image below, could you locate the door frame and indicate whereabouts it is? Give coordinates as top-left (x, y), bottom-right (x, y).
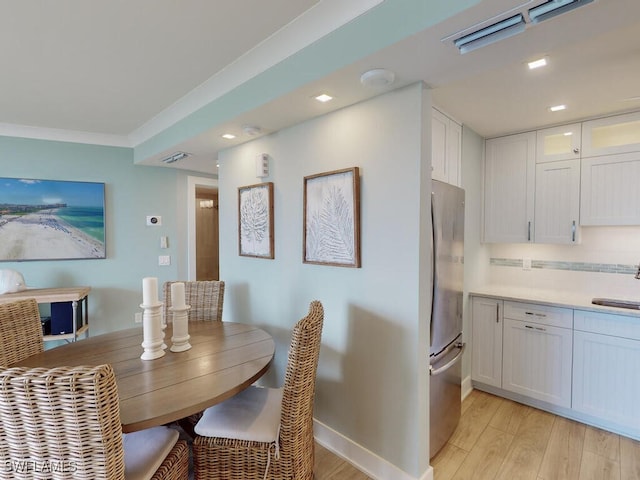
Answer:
top-left (187, 175), bottom-right (219, 280)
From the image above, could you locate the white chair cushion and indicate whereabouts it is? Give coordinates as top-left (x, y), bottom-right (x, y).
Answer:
top-left (123, 426), bottom-right (179, 480)
top-left (195, 386), bottom-right (283, 443)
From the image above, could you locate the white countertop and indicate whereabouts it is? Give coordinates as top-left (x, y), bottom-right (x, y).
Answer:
top-left (470, 285), bottom-right (640, 317)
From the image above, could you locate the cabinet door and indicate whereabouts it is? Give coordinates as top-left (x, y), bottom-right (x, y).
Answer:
top-left (534, 159), bottom-right (580, 244)
top-left (431, 108), bottom-right (462, 186)
top-left (484, 132), bottom-right (536, 243)
top-left (536, 123), bottom-right (581, 163)
top-left (471, 297), bottom-right (503, 388)
top-left (582, 111), bottom-right (640, 157)
top-left (580, 152), bottom-right (640, 225)
top-left (573, 331), bottom-right (640, 432)
top-left (502, 318), bottom-right (572, 408)
top-left (447, 119), bottom-right (462, 187)
top-left (431, 108), bottom-right (448, 184)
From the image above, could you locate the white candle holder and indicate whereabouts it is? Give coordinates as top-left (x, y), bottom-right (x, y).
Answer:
top-left (170, 305), bottom-right (192, 352)
top-left (140, 301), bottom-right (165, 360)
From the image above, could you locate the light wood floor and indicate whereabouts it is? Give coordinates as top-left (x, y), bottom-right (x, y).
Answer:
top-left (431, 389), bottom-right (640, 480)
top-left (315, 442), bottom-right (372, 479)
top-left (201, 389), bottom-right (640, 480)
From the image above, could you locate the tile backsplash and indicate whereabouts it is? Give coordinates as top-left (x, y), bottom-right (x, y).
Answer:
top-left (486, 226), bottom-right (640, 298)
top-left (490, 258), bottom-right (637, 275)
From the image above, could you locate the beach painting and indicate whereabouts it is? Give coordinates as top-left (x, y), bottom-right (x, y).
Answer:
top-left (0, 177), bottom-right (105, 261)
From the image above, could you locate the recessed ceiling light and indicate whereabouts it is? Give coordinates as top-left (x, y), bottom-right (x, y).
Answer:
top-left (221, 133), bottom-right (236, 139)
top-left (563, 132), bottom-right (573, 136)
top-left (314, 94), bottom-right (333, 103)
top-left (549, 104), bottom-right (566, 112)
top-left (528, 58), bottom-right (547, 70)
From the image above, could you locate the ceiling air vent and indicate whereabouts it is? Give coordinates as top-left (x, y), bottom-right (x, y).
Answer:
top-left (528, 0), bottom-right (595, 24)
top-left (454, 14), bottom-right (526, 54)
top-left (161, 151), bottom-right (191, 164)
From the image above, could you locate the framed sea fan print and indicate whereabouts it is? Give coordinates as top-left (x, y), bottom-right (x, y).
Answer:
top-left (304, 167), bottom-right (361, 267)
top-left (238, 182), bottom-right (274, 259)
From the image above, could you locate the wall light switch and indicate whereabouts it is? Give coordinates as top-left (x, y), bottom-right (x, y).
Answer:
top-left (158, 255), bottom-right (171, 266)
top-left (160, 236), bottom-right (168, 249)
top-left (134, 312), bottom-right (142, 323)
top-left (523, 257), bottom-right (532, 271)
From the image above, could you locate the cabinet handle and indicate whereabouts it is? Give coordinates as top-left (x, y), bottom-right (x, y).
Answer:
top-left (527, 221), bottom-right (532, 242)
top-left (524, 324), bottom-right (547, 332)
top-left (525, 311), bottom-right (547, 318)
top-left (571, 220), bottom-right (576, 242)
top-left (496, 303), bottom-right (500, 323)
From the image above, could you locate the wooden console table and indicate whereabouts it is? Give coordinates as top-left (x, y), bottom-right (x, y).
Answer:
top-left (0, 287), bottom-right (90, 342)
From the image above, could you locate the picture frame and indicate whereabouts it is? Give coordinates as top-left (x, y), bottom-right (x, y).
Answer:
top-left (0, 177), bottom-right (106, 262)
top-left (304, 167), bottom-right (361, 268)
top-left (238, 182), bottom-right (274, 259)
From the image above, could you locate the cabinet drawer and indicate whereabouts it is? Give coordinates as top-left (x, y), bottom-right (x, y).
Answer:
top-left (574, 310), bottom-right (640, 340)
top-left (504, 301), bottom-right (573, 329)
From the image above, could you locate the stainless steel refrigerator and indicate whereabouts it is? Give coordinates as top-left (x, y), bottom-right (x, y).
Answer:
top-left (429, 179), bottom-right (465, 458)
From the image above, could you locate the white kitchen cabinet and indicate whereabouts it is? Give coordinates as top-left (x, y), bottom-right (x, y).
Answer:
top-left (573, 310), bottom-right (640, 433)
top-left (581, 111), bottom-right (640, 157)
top-left (431, 108), bottom-right (462, 186)
top-left (502, 318), bottom-right (572, 408)
top-left (536, 123), bottom-right (581, 163)
top-left (471, 293), bottom-right (640, 440)
top-left (484, 132), bottom-right (536, 243)
top-left (534, 159), bottom-right (580, 244)
top-left (501, 301), bottom-right (573, 408)
top-left (580, 152), bottom-right (640, 225)
top-left (471, 296), bottom-right (503, 388)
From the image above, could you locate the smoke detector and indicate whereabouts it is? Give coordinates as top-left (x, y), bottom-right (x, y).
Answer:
top-left (360, 69), bottom-right (395, 88)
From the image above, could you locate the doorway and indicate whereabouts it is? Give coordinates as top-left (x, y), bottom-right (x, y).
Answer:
top-left (195, 187), bottom-right (219, 280)
top-left (187, 176), bottom-right (219, 280)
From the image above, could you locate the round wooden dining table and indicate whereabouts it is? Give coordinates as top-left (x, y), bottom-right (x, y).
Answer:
top-left (16, 321), bottom-right (275, 433)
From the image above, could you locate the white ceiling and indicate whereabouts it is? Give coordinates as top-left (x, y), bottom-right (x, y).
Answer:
top-left (1, 0), bottom-right (639, 174)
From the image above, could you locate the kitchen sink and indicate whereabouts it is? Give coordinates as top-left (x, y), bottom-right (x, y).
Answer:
top-left (592, 298), bottom-right (640, 310)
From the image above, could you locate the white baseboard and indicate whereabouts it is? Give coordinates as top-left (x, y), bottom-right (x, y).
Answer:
top-left (462, 375), bottom-right (473, 400)
top-left (314, 419), bottom-right (433, 480)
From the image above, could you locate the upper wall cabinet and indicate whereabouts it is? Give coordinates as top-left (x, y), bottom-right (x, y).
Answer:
top-left (582, 111), bottom-right (640, 157)
top-left (581, 152), bottom-right (640, 225)
top-left (432, 108), bottom-right (462, 187)
top-left (534, 159), bottom-right (580, 244)
top-left (536, 123), bottom-right (581, 163)
top-left (484, 132), bottom-right (536, 243)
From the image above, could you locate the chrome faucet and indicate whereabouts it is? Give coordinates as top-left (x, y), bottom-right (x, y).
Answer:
top-left (636, 263), bottom-right (640, 280)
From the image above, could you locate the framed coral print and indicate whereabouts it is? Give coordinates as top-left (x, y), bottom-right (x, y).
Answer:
top-left (238, 182), bottom-right (274, 259)
top-left (304, 167), bottom-right (361, 267)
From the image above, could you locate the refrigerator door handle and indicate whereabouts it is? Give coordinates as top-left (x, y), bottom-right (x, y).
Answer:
top-left (430, 192), bottom-right (437, 347)
top-left (430, 342), bottom-right (465, 376)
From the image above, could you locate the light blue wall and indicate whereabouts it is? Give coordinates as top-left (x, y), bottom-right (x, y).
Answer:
top-left (217, 84), bottom-right (433, 478)
top-left (0, 136), bottom-right (193, 336)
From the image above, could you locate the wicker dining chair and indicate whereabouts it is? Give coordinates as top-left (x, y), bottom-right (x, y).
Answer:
top-left (163, 280), bottom-right (225, 323)
top-left (0, 298), bottom-right (44, 366)
top-left (192, 300), bottom-right (324, 480)
top-left (0, 364), bottom-right (189, 480)
top-left (163, 280), bottom-right (225, 433)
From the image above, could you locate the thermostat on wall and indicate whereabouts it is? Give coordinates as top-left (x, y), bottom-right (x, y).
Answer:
top-left (146, 216), bottom-right (162, 226)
